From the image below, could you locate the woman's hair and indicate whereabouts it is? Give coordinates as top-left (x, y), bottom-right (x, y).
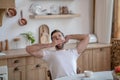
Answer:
top-left (51, 29), bottom-right (64, 40)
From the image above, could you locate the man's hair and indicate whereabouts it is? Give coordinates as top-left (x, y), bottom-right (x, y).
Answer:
top-left (51, 29), bottom-right (64, 40)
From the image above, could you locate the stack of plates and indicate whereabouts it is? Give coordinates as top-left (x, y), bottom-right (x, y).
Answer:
top-left (29, 3), bottom-right (43, 15)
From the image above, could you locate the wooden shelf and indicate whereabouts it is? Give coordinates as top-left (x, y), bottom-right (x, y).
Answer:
top-left (32, 0), bottom-right (73, 1)
top-left (29, 14), bottom-right (80, 19)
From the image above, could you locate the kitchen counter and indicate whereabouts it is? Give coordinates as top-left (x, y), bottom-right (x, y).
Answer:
top-left (64, 43), bottom-right (112, 49)
top-left (0, 43), bottom-right (112, 59)
top-left (0, 49), bottom-right (29, 59)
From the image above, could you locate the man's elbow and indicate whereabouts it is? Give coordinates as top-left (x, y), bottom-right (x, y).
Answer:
top-left (26, 46), bottom-right (32, 54)
top-left (85, 34), bottom-right (89, 41)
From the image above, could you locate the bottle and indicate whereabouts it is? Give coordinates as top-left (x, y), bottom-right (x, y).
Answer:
top-left (5, 39), bottom-right (9, 51)
top-left (0, 41), bottom-right (3, 52)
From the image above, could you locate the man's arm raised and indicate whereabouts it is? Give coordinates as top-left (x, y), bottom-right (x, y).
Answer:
top-left (65, 34), bottom-right (89, 54)
top-left (26, 39), bottom-right (64, 58)
top-left (26, 43), bottom-right (55, 58)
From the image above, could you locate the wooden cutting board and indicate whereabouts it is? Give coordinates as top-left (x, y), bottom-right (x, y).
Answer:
top-left (39, 24), bottom-right (50, 44)
top-left (0, 9), bottom-right (5, 26)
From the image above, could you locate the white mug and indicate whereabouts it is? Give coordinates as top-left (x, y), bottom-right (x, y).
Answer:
top-left (84, 70), bottom-right (93, 77)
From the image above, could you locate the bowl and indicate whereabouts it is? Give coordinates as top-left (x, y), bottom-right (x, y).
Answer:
top-left (84, 70), bottom-right (93, 77)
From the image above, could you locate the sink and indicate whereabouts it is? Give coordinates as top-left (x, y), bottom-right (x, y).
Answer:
top-left (0, 52), bottom-right (6, 56)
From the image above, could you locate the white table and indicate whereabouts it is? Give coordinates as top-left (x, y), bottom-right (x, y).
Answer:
top-left (55, 71), bottom-right (113, 80)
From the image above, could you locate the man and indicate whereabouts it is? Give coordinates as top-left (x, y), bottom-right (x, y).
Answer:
top-left (26, 29), bottom-right (89, 80)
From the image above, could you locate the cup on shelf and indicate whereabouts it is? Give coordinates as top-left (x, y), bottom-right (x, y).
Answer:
top-left (50, 5), bottom-right (59, 15)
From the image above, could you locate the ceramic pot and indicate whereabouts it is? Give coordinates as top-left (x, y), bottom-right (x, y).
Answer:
top-left (18, 10), bottom-right (27, 26)
top-left (6, 8), bottom-right (17, 17)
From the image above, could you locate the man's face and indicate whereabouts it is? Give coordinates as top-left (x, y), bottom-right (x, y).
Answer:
top-left (52, 32), bottom-right (65, 50)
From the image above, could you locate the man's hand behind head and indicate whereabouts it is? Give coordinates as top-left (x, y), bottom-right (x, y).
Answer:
top-left (64, 35), bottom-right (71, 43)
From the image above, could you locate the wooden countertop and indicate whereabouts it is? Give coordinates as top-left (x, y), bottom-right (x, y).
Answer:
top-left (64, 43), bottom-right (112, 49)
top-left (0, 43), bottom-right (112, 59)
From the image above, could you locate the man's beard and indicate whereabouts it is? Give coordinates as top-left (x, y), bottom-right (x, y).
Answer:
top-left (55, 43), bottom-right (64, 50)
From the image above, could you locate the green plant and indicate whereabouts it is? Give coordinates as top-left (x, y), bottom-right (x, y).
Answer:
top-left (21, 31), bottom-right (35, 44)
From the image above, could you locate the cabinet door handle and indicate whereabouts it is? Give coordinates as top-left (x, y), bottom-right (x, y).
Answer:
top-left (14, 60), bottom-right (19, 63)
top-left (100, 48), bottom-right (103, 51)
top-left (14, 67), bottom-right (19, 71)
top-left (36, 64), bottom-right (40, 68)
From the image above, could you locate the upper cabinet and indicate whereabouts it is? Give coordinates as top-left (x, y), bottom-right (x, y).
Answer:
top-left (0, 0), bottom-right (15, 8)
top-left (0, 0), bottom-right (15, 26)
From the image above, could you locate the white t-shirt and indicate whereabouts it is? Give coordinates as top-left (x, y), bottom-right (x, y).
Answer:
top-left (42, 48), bottom-right (80, 80)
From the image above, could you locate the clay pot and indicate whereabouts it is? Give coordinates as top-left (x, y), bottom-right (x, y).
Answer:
top-left (18, 10), bottom-right (27, 26)
top-left (59, 6), bottom-right (69, 14)
top-left (6, 8), bottom-right (17, 17)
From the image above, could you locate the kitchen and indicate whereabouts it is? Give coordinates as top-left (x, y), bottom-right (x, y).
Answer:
top-left (0, 0), bottom-right (116, 80)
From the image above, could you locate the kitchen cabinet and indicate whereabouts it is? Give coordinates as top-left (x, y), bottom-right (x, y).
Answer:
top-left (0, 59), bottom-right (8, 80)
top-left (0, 59), bottom-right (7, 66)
top-left (77, 49), bottom-right (93, 72)
top-left (112, 0), bottom-right (120, 38)
top-left (77, 47), bottom-right (111, 72)
top-left (7, 57), bottom-right (49, 80)
top-left (26, 63), bottom-right (48, 80)
top-left (92, 47), bottom-right (111, 71)
top-left (26, 56), bottom-right (49, 80)
top-left (8, 66), bottom-right (26, 80)
top-left (8, 57), bottom-right (26, 80)
top-left (0, 0), bottom-right (15, 8)
top-left (0, 0), bottom-right (15, 26)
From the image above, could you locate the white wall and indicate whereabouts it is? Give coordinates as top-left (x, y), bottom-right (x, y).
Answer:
top-left (0, 0), bottom-right (93, 49)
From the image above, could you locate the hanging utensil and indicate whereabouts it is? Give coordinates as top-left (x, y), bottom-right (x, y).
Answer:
top-left (6, 8), bottom-right (17, 17)
top-left (18, 10), bottom-right (27, 26)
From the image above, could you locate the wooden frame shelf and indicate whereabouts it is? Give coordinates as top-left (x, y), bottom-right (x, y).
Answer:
top-left (29, 14), bottom-right (80, 19)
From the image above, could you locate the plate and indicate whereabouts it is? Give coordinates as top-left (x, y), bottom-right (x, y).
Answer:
top-left (29, 3), bottom-right (42, 15)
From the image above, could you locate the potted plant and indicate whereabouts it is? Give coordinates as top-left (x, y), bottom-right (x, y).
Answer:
top-left (21, 31), bottom-right (35, 45)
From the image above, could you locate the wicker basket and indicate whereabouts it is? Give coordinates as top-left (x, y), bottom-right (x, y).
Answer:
top-left (112, 71), bottom-right (120, 80)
